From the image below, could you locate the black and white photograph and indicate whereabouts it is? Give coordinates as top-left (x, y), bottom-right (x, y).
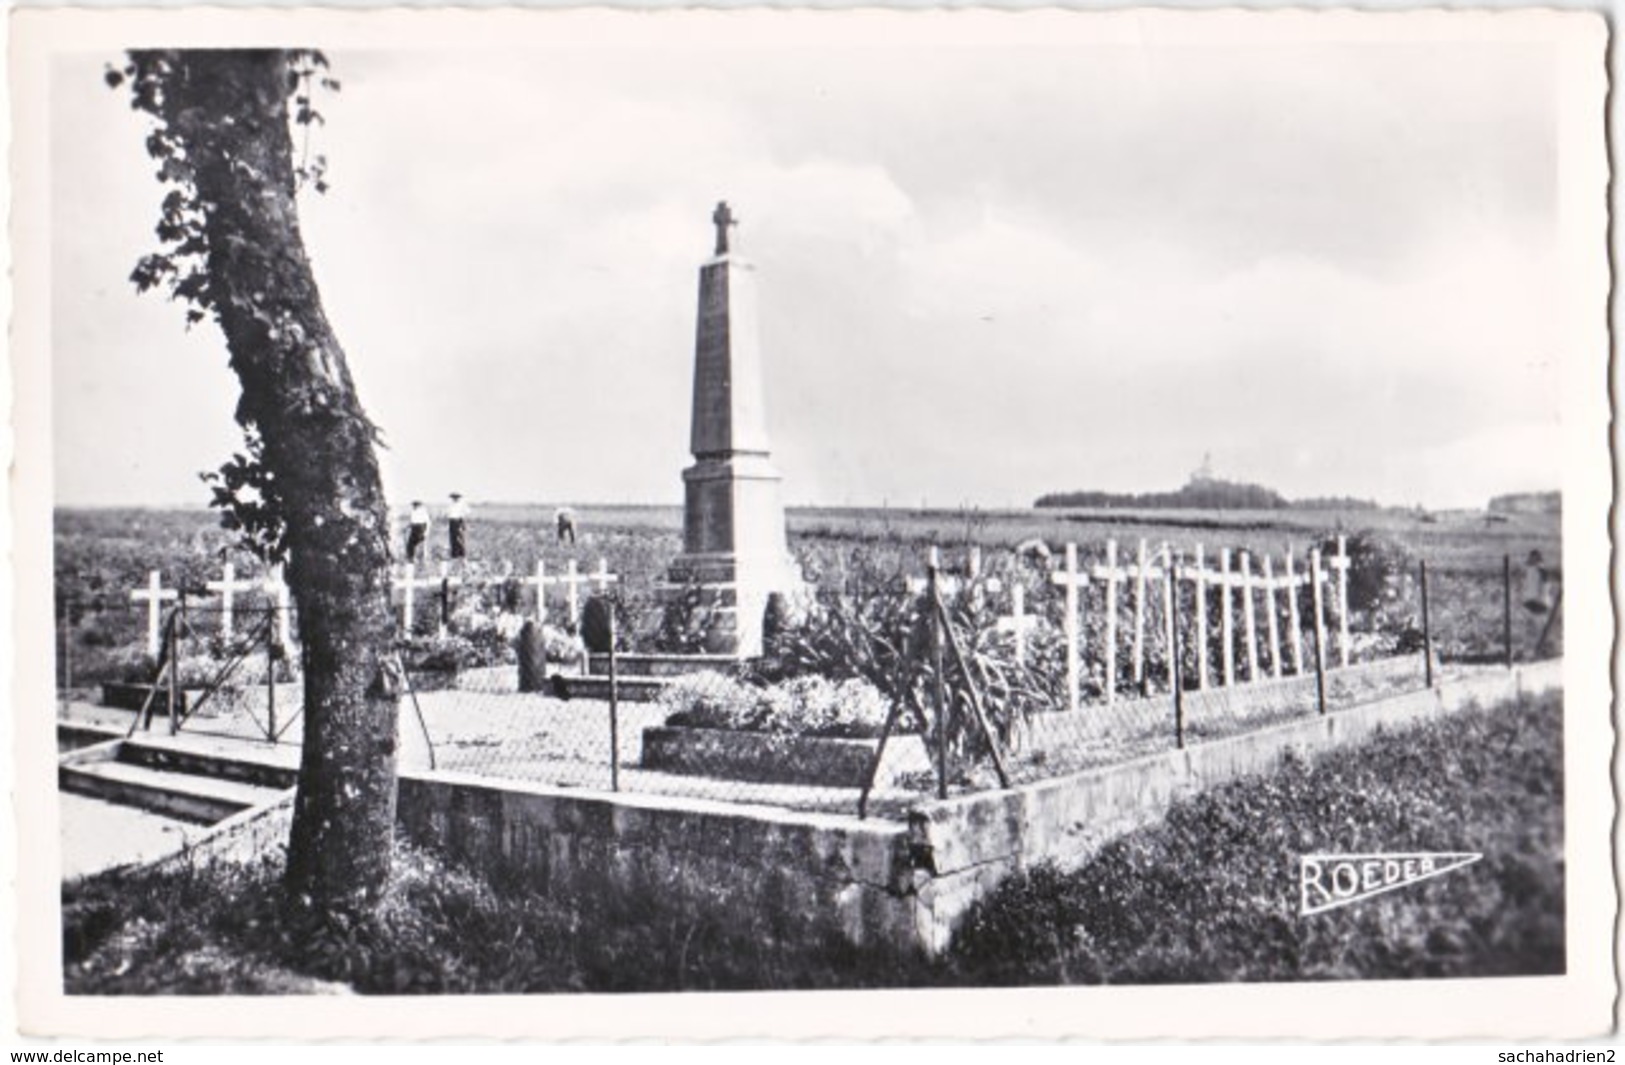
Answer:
top-left (8, 4), bottom-right (1615, 1042)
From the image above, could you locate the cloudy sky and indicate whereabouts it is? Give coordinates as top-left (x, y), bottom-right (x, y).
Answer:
top-left (46, 11), bottom-right (1595, 510)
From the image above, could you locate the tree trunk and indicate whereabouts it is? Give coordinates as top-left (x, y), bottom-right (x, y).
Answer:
top-left (158, 50), bottom-right (399, 919)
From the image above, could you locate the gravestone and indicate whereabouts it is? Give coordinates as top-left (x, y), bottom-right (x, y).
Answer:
top-left (517, 619), bottom-right (549, 693)
top-left (581, 596), bottom-right (615, 655)
top-left (663, 201), bottom-right (803, 657)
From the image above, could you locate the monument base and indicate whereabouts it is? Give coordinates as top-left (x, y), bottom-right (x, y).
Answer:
top-left (662, 552), bottom-right (805, 658)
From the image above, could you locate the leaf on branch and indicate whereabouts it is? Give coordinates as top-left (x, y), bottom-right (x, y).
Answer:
top-left (203, 427), bottom-right (290, 564)
top-left (103, 64), bottom-right (125, 89)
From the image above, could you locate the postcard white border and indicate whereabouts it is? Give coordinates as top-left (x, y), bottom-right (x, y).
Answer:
top-left (6, 5), bottom-right (1616, 1041)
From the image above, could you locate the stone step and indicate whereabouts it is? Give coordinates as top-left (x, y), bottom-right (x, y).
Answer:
top-left (59, 758), bottom-right (290, 825)
top-left (585, 653), bottom-right (740, 679)
top-left (117, 742), bottom-right (299, 791)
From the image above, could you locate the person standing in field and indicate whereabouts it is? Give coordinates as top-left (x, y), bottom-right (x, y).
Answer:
top-left (555, 506), bottom-right (577, 545)
top-left (448, 493), bottom-right (470, 561)
top-left (405, 500), bottom-right (430, 563)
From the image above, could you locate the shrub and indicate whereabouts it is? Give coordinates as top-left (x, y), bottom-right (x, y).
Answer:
top-left (1323, 530), bottom-right (1411, 618)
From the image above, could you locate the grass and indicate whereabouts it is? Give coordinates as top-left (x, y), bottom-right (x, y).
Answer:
top-left (62, 689), bottom-right (1562, 993)
top-left (948, 688), bottom-right (1564, 984)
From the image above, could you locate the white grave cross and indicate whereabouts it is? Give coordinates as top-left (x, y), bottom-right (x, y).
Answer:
top-left (1050, 543), bottom-right (1087, 714)
top-left (1160, 544), bottom-right (1177, 692)
top-left (130, 569), bottom-right (178, 657)
top-left (395, 562), bottom-right (442, 633)
top-left (560, 560), bottom-right (588, 627)
top-left (591, 558), bottom-right (619, 596)
top-left (1091, 540), bottom-right (1133, 704)
top-left (1331, 535), bottom-right (1352, 668)
top-left (517, 560), bottom-right (556, 625)
top-left (1240, 551), bottom-right (1259, 682)
top-left (996, 583), bottom-right (1040, 667)
top-left (1190, 544), bottom-right (1210, 690)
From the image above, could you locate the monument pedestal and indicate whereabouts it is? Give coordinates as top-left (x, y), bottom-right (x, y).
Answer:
top-left (662, 204), bottom-right (802, 658)
top-left (666, 436), bottom-right (803, 658)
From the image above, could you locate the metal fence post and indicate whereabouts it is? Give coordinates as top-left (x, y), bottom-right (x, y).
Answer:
top-left (929, 562), bottom-right (948, 800)
top-left (1169, 562), bottom-right (1185, 749)
top-left (608, 607), bottom-right (620, 793)
top-left (266, 608), bottom-right (277, 742)
top-left (1310, 547), bottom-right (1327, 716)
top-left (1419, 559), bottom-right (1433, 689)
top-left (167, 604), bottom-right (180, 736)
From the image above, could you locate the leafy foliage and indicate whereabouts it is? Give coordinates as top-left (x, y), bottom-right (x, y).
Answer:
top-left (199, 427), bottom-right (289, 564)
top-left (108, 50), bottom-right (339, 559)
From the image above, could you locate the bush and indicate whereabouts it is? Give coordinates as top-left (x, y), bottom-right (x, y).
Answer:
top-left (1323, 530), bottom-right (1411, 619)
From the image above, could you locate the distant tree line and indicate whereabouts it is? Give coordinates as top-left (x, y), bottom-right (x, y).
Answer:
top-left (1034, 481), bottom-right (1380, 511)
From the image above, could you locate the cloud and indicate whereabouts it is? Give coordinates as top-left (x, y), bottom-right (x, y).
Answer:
top-left (46, 32), bottom-right (1579, 509)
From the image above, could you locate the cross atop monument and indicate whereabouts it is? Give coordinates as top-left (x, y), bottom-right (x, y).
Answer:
top-left (712, 200), bottom-right (737, 255)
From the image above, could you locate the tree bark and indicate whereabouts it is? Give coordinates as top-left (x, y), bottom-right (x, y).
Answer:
top-left (156, 50), bottom-right (399, 919)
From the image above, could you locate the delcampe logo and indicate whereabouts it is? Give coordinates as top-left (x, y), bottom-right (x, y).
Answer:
top-left (1299, 852), bottom-right (1482, 915)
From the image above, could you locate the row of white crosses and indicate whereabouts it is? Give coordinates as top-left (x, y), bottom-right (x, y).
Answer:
top-left (1044, 535), bottom-right (1351, 714)
top-left (129, 555), bottom-right (629, 655)
top-left (392, 558), bottom-right (618, 635)
top-left (129, 564), bottom-right (292, 657)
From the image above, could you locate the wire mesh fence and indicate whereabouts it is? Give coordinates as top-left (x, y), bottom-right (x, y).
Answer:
top-left (54, 537), bottom-right (1562, 823)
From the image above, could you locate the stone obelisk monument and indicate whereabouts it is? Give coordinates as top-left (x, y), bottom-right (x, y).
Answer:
top-left (664, 202), bottom-right (799, 657)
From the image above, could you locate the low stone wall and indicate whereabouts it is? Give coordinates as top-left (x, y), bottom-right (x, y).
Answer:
top-left (903, 660), bottom-right (1562, 951)
top-left (394, 772), bottom-right (925, 949)
top-left (394, 661), bottom-right (1561, 956)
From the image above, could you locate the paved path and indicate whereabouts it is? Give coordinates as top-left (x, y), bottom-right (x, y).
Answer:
top-left (59, 792), bottom-right (211, 881)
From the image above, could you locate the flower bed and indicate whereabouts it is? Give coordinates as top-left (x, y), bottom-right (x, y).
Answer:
top-left (645, 672), bottom-right (928, 787)
top-left (657, 673), bottom-right (890, 740)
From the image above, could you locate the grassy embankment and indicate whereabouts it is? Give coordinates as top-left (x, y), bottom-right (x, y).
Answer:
top-left (62, 689), bottom-right (1562, 993)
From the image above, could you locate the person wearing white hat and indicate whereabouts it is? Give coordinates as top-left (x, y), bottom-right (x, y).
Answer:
top-left (405, 500), bottom-right (430, 562)
top-left (447, 493), bottom-right (470, 560)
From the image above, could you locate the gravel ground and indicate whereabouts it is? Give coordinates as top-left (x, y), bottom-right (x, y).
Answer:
top-left (57, 656), bottom-right (1505, 829)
